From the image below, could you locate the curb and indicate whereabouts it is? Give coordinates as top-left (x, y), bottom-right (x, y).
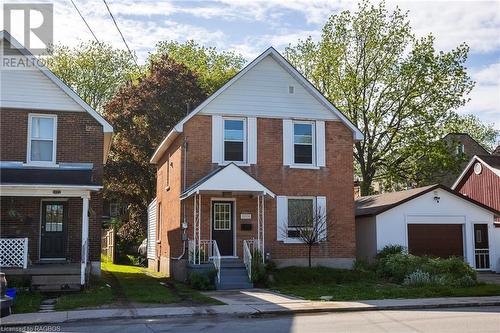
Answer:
top-left (2, 299), bottom-right (500, 327)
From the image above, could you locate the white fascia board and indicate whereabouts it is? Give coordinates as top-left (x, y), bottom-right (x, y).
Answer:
top-left (1, 31), bottom-right (113, 134)
top-left (452, 155), bottom-right (500, 190)
top-left (150, 129), bottom-right (180, 164)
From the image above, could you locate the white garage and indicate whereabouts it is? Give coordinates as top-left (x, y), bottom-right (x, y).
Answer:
top-left (355, 184), bottom-right (500, 273)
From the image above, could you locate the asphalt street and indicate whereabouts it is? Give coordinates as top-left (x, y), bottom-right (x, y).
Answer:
top-left (13, 306), bottom-right (500, 333)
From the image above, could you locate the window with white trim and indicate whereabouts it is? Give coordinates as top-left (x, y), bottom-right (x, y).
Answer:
top-left (287, 197), bottom-right (315, 238)
top-left (214, 202), bottom-right (232, 230)
top-left (224, 118), bottom-right (246, 163)
top-left (293, 122), bottom-right (314, 165)
top-left (28, 114), bottom-right (57, 164)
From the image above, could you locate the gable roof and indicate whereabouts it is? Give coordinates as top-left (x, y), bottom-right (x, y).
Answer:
top-left (442, 133), bottom-right (490, 155)
top-left (1, 30), bottom-right (114, 162)
top-left (452, 155), bottom-right (500, 189)
top-left (151, 46), bottom-right (363, 164)
top-left (180, 163), bottom-right (275, 199)
top-left (355, 184), bottom-right (500, 217)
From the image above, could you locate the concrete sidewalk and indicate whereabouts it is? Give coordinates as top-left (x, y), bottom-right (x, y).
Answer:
top-left (2, 291), bottom-right (500, 327)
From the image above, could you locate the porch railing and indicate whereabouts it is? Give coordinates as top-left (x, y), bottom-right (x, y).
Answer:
top-left (188, 239), bottom-right (221, 283)
top-left (243, 240), bottom-right (252, 281)
top-left (475, 248), bottom-right (490, 270)
top-left (0, 238), bottom-right (28, 269)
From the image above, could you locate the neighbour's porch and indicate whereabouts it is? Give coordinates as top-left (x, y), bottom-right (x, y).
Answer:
top-left (0, 182), bottom-right (99, 290)
top-left (180, 163), bottom-right (275, 288)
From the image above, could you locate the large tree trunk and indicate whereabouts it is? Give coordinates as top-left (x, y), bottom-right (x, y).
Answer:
top-left (308, 246), bottom-right (312, 268)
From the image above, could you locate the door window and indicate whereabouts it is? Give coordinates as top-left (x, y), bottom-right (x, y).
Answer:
top-left (214, 203), bottom-right (232, 230)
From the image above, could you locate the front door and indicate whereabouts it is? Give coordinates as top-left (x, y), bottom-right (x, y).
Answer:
top-left (212, 201), bottom-right (234, 256)
top-left (40, 202), bottom-right (67, 259)
top-left (473, 224), bottom-right (490, 269)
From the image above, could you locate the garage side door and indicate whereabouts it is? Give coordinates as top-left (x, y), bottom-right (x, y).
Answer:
top-left (408, 224), bottom-right (464, 258)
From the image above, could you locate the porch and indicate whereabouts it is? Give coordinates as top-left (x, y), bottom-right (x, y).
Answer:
top-left (0, 181), bottom-right (99, 290)
top-left (181, 164), bottom-right (275, 289)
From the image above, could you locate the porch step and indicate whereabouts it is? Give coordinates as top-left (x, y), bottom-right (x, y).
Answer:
top-left (216, 259), bottom-right (253, 290)
top-left (31, 275), bottom-right (82, 291)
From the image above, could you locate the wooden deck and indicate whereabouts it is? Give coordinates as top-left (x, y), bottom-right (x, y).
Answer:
top-left (1, 263), bottom-right (81, 276)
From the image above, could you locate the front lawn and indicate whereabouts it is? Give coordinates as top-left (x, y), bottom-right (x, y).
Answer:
top-left (269, 266), bottom-right (500, 301)
top-left (11, 262), bottom-right (221, 313)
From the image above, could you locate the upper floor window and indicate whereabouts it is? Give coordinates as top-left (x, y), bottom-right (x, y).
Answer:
top-left (456, 143), bottom-right (465, 155)
top-left (28, 114), bottom-right (57, 165)
top-left (224, 118), bottom-right (246, 163)
top-left (293, 122), bottom-right (314, 165)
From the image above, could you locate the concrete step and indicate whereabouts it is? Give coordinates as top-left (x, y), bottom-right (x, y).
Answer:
top-left (220, 262), bottom-right (246, 268)
top-left (220, 268), bottom-right (248, 276)
top-left (220, 273), bottom-right (250, 283)
top-left (217, 282), bottom-right (254, 290)
top-left (32, 275), bottom-right (82, 291)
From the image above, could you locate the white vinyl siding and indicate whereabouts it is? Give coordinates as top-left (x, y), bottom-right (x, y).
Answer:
top-left (147, 198), bottom-right (157, 260)
top-left (0, 41), bottom-right (84, 112)
top-left (212, 115), bottom-right (223, 164)
top-left (199, 56), bottom-right (338, 120)
top-left (27, 114), bottom-right (57, 165)
top-left (248, 117), bottom-right (257, 164)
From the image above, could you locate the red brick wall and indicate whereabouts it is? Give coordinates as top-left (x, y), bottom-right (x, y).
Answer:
top-left (0, 108), bottom-right (104, 262)
top-left (156, 115), bottom-right (356, 264)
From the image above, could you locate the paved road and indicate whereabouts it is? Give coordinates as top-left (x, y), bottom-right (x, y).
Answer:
top-left (19, 307), bottom-right (500, 333)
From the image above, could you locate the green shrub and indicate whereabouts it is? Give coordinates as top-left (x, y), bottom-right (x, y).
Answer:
top-left (251, 250), bottom-right (267, 285)
top-left (421, 256), bottom-right (476, 280)
top-left (187, 269), bottom-right (216, 290)
top-left (377, 253), bottom-right (425, 282)
top-left (403, 270), bottom-right (431, 287)
top-left (376, 244), bottom-right (406, 259)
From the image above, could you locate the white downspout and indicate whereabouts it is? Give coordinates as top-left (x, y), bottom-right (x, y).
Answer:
top-left (81, 193), bottom-right (90, 285)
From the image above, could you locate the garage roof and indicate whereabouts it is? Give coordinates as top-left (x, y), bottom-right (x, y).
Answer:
top-left (355, 184), bottom-right (500, 217)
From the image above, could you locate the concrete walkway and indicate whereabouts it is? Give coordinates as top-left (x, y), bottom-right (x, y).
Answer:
top-left (477, 272), bottom-right (500, 284)
top-left (2, 290), bottom-right (500, 327)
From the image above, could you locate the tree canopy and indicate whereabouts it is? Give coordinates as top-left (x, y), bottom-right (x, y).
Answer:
top-left (284, 1), bottom-right (487, 194)
top-left (151, 40), bottom-right (246, 94)
top-left (46, 41), bottom-right (140, 111)
top-left (104, 55), bottom-right (206, 222)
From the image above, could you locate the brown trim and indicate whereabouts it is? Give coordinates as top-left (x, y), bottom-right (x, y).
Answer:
top-left (356, 184), bottom-right (500, 217)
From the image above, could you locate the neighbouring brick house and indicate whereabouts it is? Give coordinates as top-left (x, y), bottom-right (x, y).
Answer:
top-left (0, 31), bottom-right (113, 290)
top-left (148, 47), bottom-right (363, 289)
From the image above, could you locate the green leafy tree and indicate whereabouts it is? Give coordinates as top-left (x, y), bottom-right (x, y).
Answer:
top-left (46, 41), bottom-right (140, 111)
top-left (445, 114), bottom-right (498, 151)
top-left (104, 55), bottom-right (206, 228)
top-left (285, 1), bottom-right (475, 194)
top-left (151, 40), bottom-right (246, 94)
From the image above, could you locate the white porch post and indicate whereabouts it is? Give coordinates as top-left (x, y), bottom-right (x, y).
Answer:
top-left (193, 193), bottom-right (201, 265)
top-left (257, 194), bottom-right (265, 263)
top-left (81, 193), bottom-right (90, 285)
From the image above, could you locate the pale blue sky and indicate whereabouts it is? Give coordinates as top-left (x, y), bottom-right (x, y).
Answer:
top-left (3, 0), bottom-right (499, 130)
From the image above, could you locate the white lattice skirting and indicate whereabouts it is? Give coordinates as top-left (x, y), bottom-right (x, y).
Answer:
top-left (0, 238), bottom-right (28, 268)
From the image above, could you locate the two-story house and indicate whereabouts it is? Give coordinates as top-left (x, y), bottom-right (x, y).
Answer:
top-left (149, 47), bottom-right (363, 289)
top-left (0, 31), bottom-right (113, 290)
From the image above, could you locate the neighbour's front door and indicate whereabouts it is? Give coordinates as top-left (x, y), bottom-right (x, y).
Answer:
top-left (40, 202), bottom-right (67, 259)
top-left (473, 224), bottom-right (490, 269)
top-left (212, 201), bottom-right (234, 256)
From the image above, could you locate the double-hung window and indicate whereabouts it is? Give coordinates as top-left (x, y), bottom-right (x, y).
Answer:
top-left (28, 114), bottom-right (57, 165)
top-left (287, 198), bottom-right (314, 238)
top-left (224, 118), bottom-right (246, 163)
top-left (293, 122), bottom-right (314, 165)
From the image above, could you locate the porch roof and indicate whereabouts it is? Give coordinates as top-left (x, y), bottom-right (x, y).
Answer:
top-left (0, 166), bottom-right (97, 187)
top-left (180, 163), bottom-right (275, 199)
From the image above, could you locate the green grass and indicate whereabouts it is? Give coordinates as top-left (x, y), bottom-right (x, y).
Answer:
top-left (12, 291), bottom-right (44, 313)
top-left (270, 267), bottom-right (500, 301)
top-left (55, 277), bottom-right (114, 311)
top-left (12, 262), bottom-right (221, 313)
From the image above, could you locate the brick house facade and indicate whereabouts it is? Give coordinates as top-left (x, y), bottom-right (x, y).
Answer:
top-left (0, 31), bottom-right (112, 288)
top-left (149, 47), bottom-right (363, 285)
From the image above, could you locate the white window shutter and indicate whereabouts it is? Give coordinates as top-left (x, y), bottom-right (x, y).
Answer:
top-left (316, 121), bottom-right (326, 167)
top-left (276, 196), bottom-right (288, 241)
top-left (212, 115), bottom-right (223, 164)
top-left (248, 117), bottom-right (257, 164)
top-left (316, 196), bottom-right (327, 241)
top-left (282, 119), bottom-right (292, 166)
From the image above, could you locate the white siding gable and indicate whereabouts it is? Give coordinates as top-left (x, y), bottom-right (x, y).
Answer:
top-left (1, 41), bottom-right (84, 112)
top-left (199, 55), bottom-right (339, 120)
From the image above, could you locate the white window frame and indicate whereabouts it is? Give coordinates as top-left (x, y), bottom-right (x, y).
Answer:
top-left (223, 117), bottom-right (247, 164)
top-left (27, 113), bottom-right (57, 166)
top-left (292, 121), bottom-right (315, 167)
top-left (285, 196), bottom-right (316, 243)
